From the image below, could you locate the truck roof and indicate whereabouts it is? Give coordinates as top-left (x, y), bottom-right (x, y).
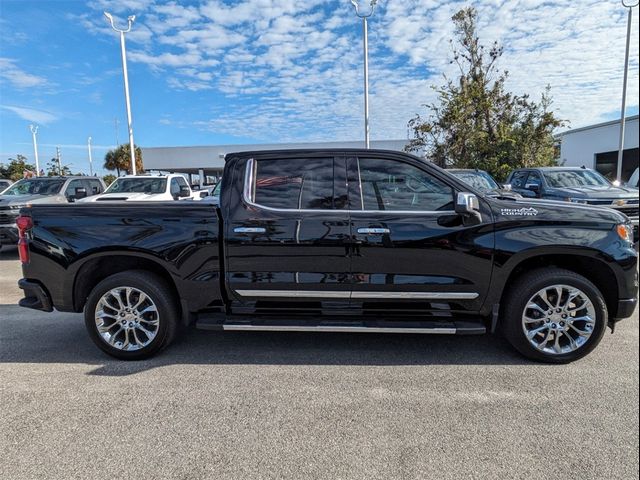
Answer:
top-left (516, 166), bottom-right (592, 172)
top-left (20, 176), bottom-right (95, 180)
top-left (224, 148), bottom-right (422, 160)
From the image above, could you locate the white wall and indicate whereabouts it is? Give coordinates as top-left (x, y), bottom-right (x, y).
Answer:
top-left (559, 117), bottom-right (639, 168)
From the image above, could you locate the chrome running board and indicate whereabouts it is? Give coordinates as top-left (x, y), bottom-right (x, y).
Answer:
top-left (221, 324), bottom-right (457, 334)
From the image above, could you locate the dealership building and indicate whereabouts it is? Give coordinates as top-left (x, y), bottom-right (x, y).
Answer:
top-left (557, 115), bottom-right (639, 182)
top-left (142, 115), bottom-right (639, 186)
top-left (142, 139), bottom-right (411, 187)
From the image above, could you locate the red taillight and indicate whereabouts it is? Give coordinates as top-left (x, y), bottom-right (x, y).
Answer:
top-left (16, 215), bottom-right (33, 265)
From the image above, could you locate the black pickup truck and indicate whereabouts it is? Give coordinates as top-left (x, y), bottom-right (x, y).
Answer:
top-left (16, 150), bottom-right (638, 363)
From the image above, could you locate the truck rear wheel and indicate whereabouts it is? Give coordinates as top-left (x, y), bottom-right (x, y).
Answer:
top-left (501, 268), bottom-right (608, 364)
top-left (84, 270), bottom-right (179, 360)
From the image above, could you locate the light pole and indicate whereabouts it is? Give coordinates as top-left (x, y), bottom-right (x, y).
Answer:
top-left (350, 0), bottom-right (378, 149)
top-left (616, 0), bottom-right (638, 183)
top-left (29, 125), bottom-right (40, 176)
top-left (56, 147), bottom-right (62, 176)
top-left (87, 136), bottom-right (94, 176)
top-left (104, 11), bottom-right (137, 175)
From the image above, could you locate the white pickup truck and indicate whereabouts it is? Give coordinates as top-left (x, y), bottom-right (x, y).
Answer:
top-left (80, 174), bottom-right (193, 202)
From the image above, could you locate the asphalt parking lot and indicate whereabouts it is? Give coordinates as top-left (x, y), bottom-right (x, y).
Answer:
top-left (0, 246), bottom-right (638, 480)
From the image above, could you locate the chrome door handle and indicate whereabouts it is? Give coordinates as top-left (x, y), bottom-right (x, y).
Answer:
top-left (357, 227), bottom-right (390, 235)
top-left (234, 227), bottom-right (266, 233)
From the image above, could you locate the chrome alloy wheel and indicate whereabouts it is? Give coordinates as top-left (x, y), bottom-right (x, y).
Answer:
top-left (94, 287), bottom-right (160, 351)
top-left (521, 284), bottom-right (596, 355)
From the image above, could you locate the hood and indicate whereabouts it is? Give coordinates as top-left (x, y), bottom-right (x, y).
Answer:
top-left (82, 192), bottom-right (166, 202)
top-left (0, 194), bottom-right (67, 206)
top-left (489, 196), bottom-right (629, 225)
top-left (545, 184), bottom-right (639, 200)
top-left (485, 188), bottom-right (522, 200)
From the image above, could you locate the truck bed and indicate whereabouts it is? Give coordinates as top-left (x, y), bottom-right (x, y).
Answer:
top-left (20, 202), bottom-right (223, 316)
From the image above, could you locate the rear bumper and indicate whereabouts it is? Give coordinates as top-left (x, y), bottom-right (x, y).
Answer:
top-left (18, 279), bottom-right (53, 312)
top-left (0, 225), bottom-right (18, 245)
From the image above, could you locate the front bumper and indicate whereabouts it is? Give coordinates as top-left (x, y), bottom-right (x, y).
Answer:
top-left (18, 279), bottom-right (53, 312)
top-left (0, 224), bottom-right (18, 245)
top-left (612, 297), bottom-right (637, 321)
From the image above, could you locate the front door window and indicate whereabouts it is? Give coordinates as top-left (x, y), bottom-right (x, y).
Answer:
top-left (357, 158), bottom-right (454, 212)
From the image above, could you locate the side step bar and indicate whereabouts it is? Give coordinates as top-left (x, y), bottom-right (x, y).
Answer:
top-left (195, 316), bottom-right (486, 335)
top-left (222, 324), bottom-right (457, 334)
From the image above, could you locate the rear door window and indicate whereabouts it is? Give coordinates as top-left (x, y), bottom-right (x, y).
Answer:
top-left (252, 158), bottom-right (337, 210)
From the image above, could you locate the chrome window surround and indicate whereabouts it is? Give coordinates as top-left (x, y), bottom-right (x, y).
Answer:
top-left (243, 157), bottom-right (458, 215)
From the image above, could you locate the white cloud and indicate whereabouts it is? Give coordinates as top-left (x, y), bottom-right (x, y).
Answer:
top-left (83, 0), bottom-right (639, 142)
top-left (1, 105), bottom-right (57, 124)
top-left (0, 58), bottom-right (48, 89)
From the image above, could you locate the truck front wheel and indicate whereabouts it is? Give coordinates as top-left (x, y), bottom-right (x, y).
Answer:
top-left (502, 268), bottom-right (608, 363)
top-left (84, 270), bottom-right (179, 360)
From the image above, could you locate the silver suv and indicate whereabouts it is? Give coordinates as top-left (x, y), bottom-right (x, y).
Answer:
top-left (0, 176), bottom-right (105, 247)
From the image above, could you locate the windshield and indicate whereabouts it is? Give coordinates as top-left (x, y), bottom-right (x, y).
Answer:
top-left (105, 178), bottom-right (167, 194)
top-left (2, 178), bottom-right (65, 196)
top-left (543, 170), bottom-right (610, 188)
top-left (450, 171), bottom-right (499, 192)
top-left (212, 181), bottom-right (222, 196)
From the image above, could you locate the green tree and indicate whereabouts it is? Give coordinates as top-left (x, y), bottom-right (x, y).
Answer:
top-left (406, 7), bottom-right (565, 181)
top-left (104, 144), bottom-right (144, 175)
top-left (0, 155), bottom-right (36, 181)
top-left (102, 174), bottom-right (117, 186)
top-left (45, 159), bottom-right (73, 176)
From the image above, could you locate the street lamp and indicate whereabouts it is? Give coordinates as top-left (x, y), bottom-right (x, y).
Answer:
top-left (29, 124), bottom-right (40, 176)
top-left (616, 0), bottom-right (639, 183)
top-left (350, 0), bottom-right (378, 149)
top-left (87, 136), bottom-right (94, 176)
top-left (104, 11), bottom-right (138, 175)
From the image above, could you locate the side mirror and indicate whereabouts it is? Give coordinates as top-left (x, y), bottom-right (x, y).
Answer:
top-left (455, 192), bottom-right (482, 223)
top-left (178, 186), bottom-right (191, 198)
top-left (501, 183), bottom-right (512, 191)
top-left (75, 187), bottom-right (87, 199)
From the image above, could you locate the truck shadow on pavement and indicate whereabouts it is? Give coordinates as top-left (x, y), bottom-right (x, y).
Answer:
top-left (0, 305), bottom-right (531, 376)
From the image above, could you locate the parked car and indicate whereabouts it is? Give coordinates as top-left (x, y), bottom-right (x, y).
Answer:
top-left (80, 174), bottom-right (193, 202)
top-left (0, 179), bottom-right (13, 193)
top-left (0, 176), bottom-right (105, 248)
top-left (16, 149), bottom-right (637, 363)
top-left (448, 169), bottom-right (521, 199)
top-left (507, 166), bottom-right (639, 238)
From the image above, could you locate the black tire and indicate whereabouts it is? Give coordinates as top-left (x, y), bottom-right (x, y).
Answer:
top-left (84, 270), bottom-right (179, 360)
top-left (501, 268), bottom-right (608, 364)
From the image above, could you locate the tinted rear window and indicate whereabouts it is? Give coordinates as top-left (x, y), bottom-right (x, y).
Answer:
top-left (253, 158), bottom-right (335, 210)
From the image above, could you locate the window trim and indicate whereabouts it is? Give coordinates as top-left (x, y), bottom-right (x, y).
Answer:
top-left (353, 157), bottom-right (456, 215)
top-left (243, 156), bottom-right (459, 215)
top-left (243, 157), bottom-right (344, 213)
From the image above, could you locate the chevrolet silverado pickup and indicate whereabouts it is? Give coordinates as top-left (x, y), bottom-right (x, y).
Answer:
top-left (16, 150), bottom-right (638, 363)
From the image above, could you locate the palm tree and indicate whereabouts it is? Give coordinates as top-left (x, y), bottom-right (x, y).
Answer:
top-left (103, 144), bottom-right (144, 175)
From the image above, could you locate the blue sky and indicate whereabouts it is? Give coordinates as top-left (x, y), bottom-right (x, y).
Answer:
top-left (0, 0), bottom-right (638, 176)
